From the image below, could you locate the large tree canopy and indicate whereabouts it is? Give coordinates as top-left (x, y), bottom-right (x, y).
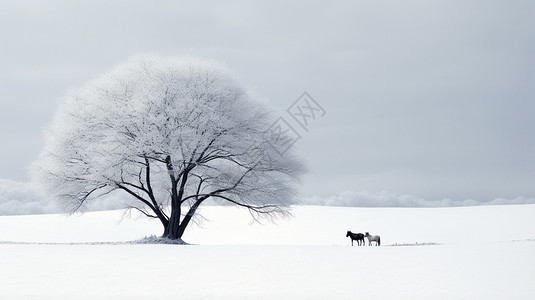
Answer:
top-left (32, 55), bottom-right (304, 240)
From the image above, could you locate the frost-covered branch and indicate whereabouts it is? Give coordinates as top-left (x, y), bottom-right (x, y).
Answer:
top-left (32, 54), bottom-right (305, 240)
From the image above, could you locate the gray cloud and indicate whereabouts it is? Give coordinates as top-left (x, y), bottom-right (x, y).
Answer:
top-left (0, 179), bottom-right (59, 215)
top-left (0, 180), bottom-right (129, 216)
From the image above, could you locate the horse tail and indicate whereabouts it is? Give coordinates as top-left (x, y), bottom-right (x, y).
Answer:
top-left (378, 237), bottom-right (381, 246)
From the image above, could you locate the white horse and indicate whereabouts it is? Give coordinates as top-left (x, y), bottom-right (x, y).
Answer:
top-left (364, 232), bottom-right (381, 246)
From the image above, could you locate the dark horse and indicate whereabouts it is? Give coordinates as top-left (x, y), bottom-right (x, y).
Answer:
top-left (346, 231), bottom-right (365, 246)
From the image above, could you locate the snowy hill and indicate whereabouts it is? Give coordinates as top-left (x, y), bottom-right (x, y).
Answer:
top-left (1, 205), bottom-right (534, 299)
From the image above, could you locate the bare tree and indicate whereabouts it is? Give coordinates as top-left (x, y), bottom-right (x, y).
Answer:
top-left (32, 55), bottom-right (304, 241)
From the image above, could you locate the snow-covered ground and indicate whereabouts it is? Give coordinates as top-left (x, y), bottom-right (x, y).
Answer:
top-left (1, 205), bottom-right (534, 299)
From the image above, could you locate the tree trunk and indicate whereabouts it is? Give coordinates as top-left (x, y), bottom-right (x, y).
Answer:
top-left (176, 197), bottom-right (205, 238)
top-left (165, 206), bottom-right (182, 240)
top-left (164, 180), bottom-right (182, 239)
top-left (163, 155), bottom-right (183, 240)
top-left (163, 197), bottom-right (205, 240)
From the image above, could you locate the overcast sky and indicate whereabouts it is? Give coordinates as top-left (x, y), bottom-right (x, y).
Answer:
top-left (1, 0), bottom-right (533, 205)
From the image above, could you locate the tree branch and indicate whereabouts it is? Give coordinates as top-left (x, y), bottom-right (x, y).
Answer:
top-left (116, 184), bottom-right (158, 215)
top-left (209, 194), bottom-right (283, 212)
top-left (126, 206), bottom-right (158, 219)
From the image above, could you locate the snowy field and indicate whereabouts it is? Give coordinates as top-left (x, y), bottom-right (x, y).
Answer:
top-left (1, 205), bottom-right (534, 299)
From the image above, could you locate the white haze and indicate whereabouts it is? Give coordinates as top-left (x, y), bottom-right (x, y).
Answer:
top-left (1, 179), bottom-right (533, 216)
top-left (300, 190), bottom-right (535, 207)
